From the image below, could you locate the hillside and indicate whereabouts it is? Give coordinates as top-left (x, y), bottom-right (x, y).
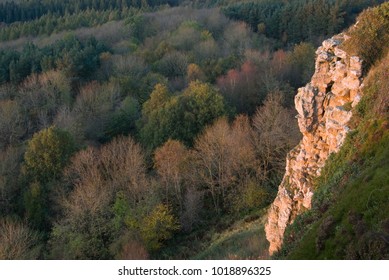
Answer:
top-left (0, 0), bottom-right (387, 260)
top-left (278, 51), bottom-right (389, 259)
top-left (269, 2), bottom-right (389, 259)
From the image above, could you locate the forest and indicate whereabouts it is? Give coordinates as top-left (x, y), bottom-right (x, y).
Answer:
top-left (0, 0), bottom-right (387, 259)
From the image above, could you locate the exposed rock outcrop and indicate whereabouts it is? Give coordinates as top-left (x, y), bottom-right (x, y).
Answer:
top-left (265, 34), bottom-right (364, 255)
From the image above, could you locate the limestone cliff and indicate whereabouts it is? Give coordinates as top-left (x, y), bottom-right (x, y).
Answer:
top-left (265, 34), bottom-right (364, 255)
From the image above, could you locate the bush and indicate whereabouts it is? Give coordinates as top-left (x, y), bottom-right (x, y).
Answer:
top-left (342, 2), bottom-right (389, 69)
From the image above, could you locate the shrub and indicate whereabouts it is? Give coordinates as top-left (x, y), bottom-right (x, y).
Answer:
top-left (342, 2), bottom-right (389, 69)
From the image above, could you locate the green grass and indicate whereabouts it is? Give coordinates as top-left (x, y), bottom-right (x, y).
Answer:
top-left (276, 123), bottom-right (389, 259)
top-left (287, 134), bottom-right (389, 259)
top-left (155, 209), bottom-right (270, 260)
top-left (194, 211), bottom-right (269, 260)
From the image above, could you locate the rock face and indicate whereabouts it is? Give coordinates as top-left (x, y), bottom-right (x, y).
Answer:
top-left (265, 34), bottom-right (364, 255)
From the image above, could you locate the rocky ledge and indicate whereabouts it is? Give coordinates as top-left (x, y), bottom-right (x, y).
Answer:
top-left (265, 34), bottom-right (364, 255)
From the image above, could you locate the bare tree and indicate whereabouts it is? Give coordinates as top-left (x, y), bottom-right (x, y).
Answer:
top-left (154, 139), bottom-right (189, 208)
top-left (193, 117), bottom-right (256, 211)
top-left (0, 100), bottom-right (24, 149)
top-left (16, 71), bottom-right (71, 134)
top-left (52, 136), bottom-right (149, 259)
top-left (217, 61), bottom-right (265, 114)
top-left (223, 21), bottom-right (252, 56)
top-left (116, 239), bottom-right (149, 260)
top-left (64, 153), bottom-right (109, 216)
top-left (252, 92), bottom-right (300, 181)
top-left (99, 136), bottom-right (147, 206)
top-left (63, 136), bottom-right (148, 214)
top-left (0, 218), bottom-right (40, 260)
top-left (70, 81), bottom-right (119, 141)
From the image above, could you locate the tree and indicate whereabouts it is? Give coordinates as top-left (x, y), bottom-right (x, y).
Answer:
top-left (110, 232), bottom-right (149, 260)
top-left (17, 71), bottom-right (71, 134)
top-left (170, 81), bottom-right (227, 146)
top-left (257, 22), bottom-right (266, 34)
top-left (287, 42), bottom-right (315, 88)
top-left (217, 61), bottom-right (263, 115)
top-left (24, 126), bottom-right (75, 183)
top-left (99, 136), bottom-right (147, 205)
top-left (0, 146), bottom-right (23, 216)
top-left (186, 63), bottom-right (206, 82)
top-left (168, 21), bottom-right (202, 51)
top-left (51, 135), bottom-right (149, 259)
top-left (222, 0), bottom-right (373, 45)
top-left (223, 21), bottom-right (252, 56)
top-left (111, 54), bottom-right (149, 100)
top-left (23, 180), bottom-right (48, 230)
top-left (50, 207), bottom-right (114, 259)
top-left (154, 139), bottom-right (189, 208)
top-left (156, 51), bottom-right (188, 79)
top-left (138, 83), bottom-right (172, 150)
top-left (0, 218), bottom-right (40, 260)
top-left (139, 81), bottom-right (227, 149)
top-left (193, 38), bottom-right (219, 64)
top-left (179, 186), bottom-right (203, 232)
top-left (63, 135), bottom-right (147, 211)
top-left (0, 100), bottom-right (24, 149)
top-left (252, 92), bottom-right (300, 182)
top-left (22, 126), bottom-right (75, 230)
top-left (104, 96), bottom-right (140, 141)
top-left (140, 204), bottom-right (180, 251)
top-left (66, 81), bottom-right (118, 141)
top-left (52, 35), bottom-right (106, 79)
top-left (193, 116), bottom-right (256, 212)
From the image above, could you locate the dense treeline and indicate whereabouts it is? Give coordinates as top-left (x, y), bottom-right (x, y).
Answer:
top-left (1, 0), bottom-right (383, 45)
top-left (0, 0), bottom-right (182, 24)
top-left (0, 8), bottom-right (135, 42)
top-left (222, 0), bottom-right (386, 44)
top-left (0, 1), bottom-right (386, 260)
top-left (0, 35), bottom-right (107, 84)
top-left (0, 6), bottom-right (303, 259)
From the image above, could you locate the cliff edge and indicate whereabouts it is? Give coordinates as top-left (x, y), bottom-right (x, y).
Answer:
top-left (265, 34), bottom-right (364, 255)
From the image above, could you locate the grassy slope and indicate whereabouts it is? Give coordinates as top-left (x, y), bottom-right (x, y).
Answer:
top-left (287, 130), bottom-right (389, 259)
top-left (156, 209), bottom-right (270, 260)
top-left (194, 210), bottom-right (269, 260)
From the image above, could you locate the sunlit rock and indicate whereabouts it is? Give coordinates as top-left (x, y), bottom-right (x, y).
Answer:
top-left (265, 34), bottom-right (363, 255)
